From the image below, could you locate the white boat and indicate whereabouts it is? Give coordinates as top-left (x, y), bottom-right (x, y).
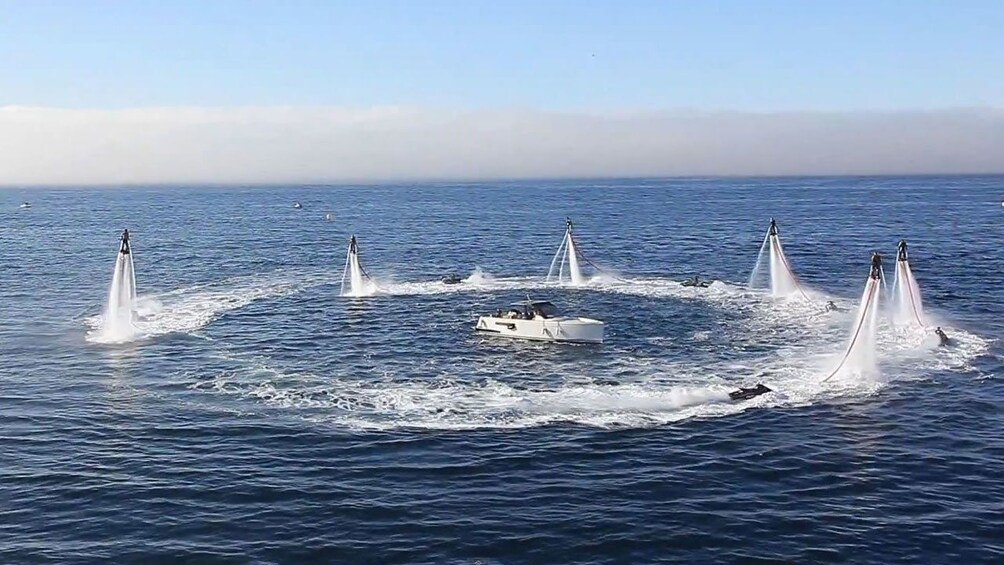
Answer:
top-left (475, 299), bottom-right (604, 344)
top-left (292, 201), bottom-right (303, 209)
top-left (19, 202), bottom-right (31, 209)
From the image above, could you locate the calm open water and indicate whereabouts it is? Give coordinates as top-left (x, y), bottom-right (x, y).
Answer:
top-left (1, 176), bottom-right (1002, 564)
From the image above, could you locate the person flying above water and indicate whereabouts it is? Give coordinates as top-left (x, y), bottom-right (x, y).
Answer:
top-left (870, 252), bottom-right (883, 280)
top-left (897, 240), bottom-right (908, 262)
top-left (119, 228), bottom-right (131, 254)
top-left (768, 218), bottom-right (778, 237)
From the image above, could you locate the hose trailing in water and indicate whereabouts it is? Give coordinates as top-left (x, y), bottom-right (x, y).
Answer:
top-left (568, 233), bottom-right (627, 283)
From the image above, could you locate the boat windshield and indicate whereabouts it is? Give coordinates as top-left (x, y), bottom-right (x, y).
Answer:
top-left (531, 302), bottom-right (560, 319)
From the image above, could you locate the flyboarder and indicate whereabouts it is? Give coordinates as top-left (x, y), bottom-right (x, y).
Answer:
top-left (566, 217), bottom-right (573, 233)
top-left (349, 235), bottom-right (357, 253)
top-left (768, 218), bottom-right (778, 237)
top-left (119, 229), bottom-right (131, 255)
top-left (898, 240), bottom-right (908, 262)
top-left (935, 327), bottom-right (950, 346)
top-left (870, 252), bottom-right (882, 280)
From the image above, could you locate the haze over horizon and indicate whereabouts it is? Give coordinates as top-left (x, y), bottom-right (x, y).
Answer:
top-left (2, 1), bottom-right (1002, 184)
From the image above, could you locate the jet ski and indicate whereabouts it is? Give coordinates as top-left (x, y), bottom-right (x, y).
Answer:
top-left (681, 276), bottom-right (712, 288)
top-left (728, 383), bottom-right (772, 401)
top-left (441, 275), bottom-right (463, 285)
top-left (934, 327), bottom-right (950, 347)
top-left (292, 201), bottom-right (303, 209)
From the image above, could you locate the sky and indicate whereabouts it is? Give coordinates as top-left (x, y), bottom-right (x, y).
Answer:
top-left (1, 0), bottom-right (1002, 183)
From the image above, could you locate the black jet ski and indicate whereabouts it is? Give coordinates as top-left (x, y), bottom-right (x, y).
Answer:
top-left (681, 276), bottom-right (712, 288)
top-left (729, 383), bottom-right (772, 401)
top-left (442, 275), bottom-right (463, 285)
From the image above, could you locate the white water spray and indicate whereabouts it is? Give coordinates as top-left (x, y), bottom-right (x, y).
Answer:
top-left (463, 266), bottom-right (495, 284)
top-left (102, 229), bottom-right (138, 339)
top-left (546, 219), bottom-right (587, 286)
top-left (823, 254), bottom-right (884, 382)
top-left (749, 218), bottom-right (810, 299)
top-left (892, 240), bottom-right (926, 327)
top-left (340, 235), bottom-right (376, 297)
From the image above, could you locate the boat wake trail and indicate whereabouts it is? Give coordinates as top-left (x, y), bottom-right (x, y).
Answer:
top-left (184, 299), bottom-right (990, 430)
top-left (191, 363), bottom-right (754, 430)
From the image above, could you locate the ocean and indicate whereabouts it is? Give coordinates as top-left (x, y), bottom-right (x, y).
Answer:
top-left (1, 176), bottom-right (1002, 563)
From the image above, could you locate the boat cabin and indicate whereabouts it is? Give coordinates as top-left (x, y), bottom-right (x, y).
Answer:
top-left (495, 300), bottom-right (561, 320)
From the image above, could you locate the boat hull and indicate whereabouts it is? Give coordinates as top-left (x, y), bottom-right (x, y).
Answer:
top-left (475, 316), bottom-right (604, 344)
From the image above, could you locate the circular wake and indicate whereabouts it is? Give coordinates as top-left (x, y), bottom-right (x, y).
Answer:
top-left (180, 275), bottom-right (990, 430)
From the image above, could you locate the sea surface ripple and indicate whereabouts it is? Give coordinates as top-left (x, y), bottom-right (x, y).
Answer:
top-left (1, 177), bottom-right (1002, 563)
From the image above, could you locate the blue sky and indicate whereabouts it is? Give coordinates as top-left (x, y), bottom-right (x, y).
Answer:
top-left (1, 0), bottom-right (1001, 110)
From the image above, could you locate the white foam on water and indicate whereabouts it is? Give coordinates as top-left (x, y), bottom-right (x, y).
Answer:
top-left (187, 302), bottom-right (990, 431)
top-left (86, 271), bottom-right (336, 344)
top-left (463, 266), bottom-right (494, 284)
top-left (80, 247), bottom-right (986, 428)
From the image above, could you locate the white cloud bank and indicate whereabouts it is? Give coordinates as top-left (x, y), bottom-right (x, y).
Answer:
top-left (1, 106), bottom-right (1002, 184)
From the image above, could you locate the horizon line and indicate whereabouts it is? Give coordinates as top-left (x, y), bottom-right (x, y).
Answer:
top-left (4, 171), bottom-right (1004, 190)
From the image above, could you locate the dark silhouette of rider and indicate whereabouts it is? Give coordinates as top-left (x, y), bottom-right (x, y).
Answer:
top-left (870, 253), bottom-right (882, 279)
top-left (119, 229), bottom-right (131, 254)
top-left (935, 327), bottom-right (949, 346)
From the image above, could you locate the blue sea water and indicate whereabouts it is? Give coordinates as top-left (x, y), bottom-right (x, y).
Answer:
top-left (1, 176), bottom-right (1002, 564)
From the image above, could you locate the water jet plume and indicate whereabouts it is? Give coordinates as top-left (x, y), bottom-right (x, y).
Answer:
top-left (340, 235), bottom-right (376, 297)
top-left (545, 218), bottom-right (616, 285)
top-left (823, 253), bottom-right (883, 382)
top-left (749, 218), bottom-right (811, 299)
top-left (101, 228), bottom-right (138, 338)
top-left (892, 240), bottom-right (926, 327)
